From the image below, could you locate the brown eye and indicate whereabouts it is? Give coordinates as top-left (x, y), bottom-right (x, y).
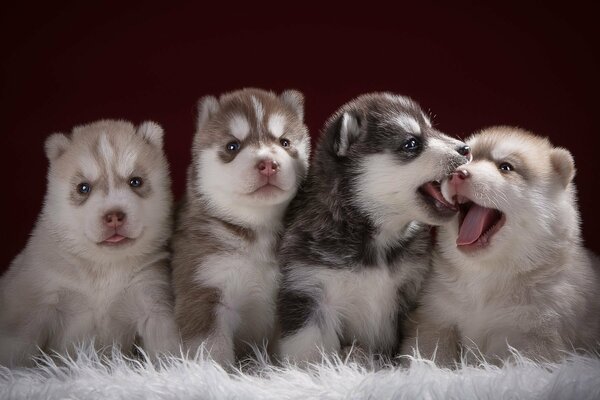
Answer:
top-left (129, 177), bottom-right (143, 188)
top-left (499, 162), bottom-right (514, 172)
top-left (226, 141), bottom-right (241, 152)
top-left (77, 182), bottom-right (91, 194)
top-left (280, 138), bottom-right (290, 148)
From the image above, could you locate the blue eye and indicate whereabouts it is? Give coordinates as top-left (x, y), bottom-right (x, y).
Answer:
top-left (129, 177), bottom-right (143, 187)
top-left (77, 182), bottom-right (91, 194)
top-left (499, 162), bottom-right (514, 172)
top-left (226, 141), bottom-right (241, 152)
top-left (403, 137), bottom-right (420, 152)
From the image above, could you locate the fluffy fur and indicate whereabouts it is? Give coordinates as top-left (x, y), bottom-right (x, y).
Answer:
top-left (171, 88), bottom-right (310, 365)
top-left (403, 126), bottom-right (600, 365)
top-left (277, 93), bottom-right (471, 363)
top-left (0, 120), bottom-right (179, 367)
top-left (1, 346), bottom-right (599, 400)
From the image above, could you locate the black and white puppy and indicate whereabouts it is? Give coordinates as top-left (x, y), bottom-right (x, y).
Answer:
top-left (276, 93), bottom-right (470, 362)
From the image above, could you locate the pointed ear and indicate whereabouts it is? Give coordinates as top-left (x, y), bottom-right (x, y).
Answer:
top-left (137, 121), bottom-right (164, 149)
top-left (550, 147), bottom-right (575, 188)
top-left (197, 95), bottom-right (220, 131)
top-left (334, 112), bottom-right (362, 157)
top-left (280, 89), bottom-right (304, 120)
top-left (44, 133), bottom-right (71, 161)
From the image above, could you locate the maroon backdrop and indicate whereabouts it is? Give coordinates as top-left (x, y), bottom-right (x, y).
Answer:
top-left (1, 2), bottom-right (598, 272)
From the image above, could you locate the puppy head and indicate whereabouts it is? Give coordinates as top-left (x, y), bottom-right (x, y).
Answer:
top-left (44, 120), bottom-right (172, 262)
top-left (439, 126), bottom-right (578, 267)
top-left (316, 93), bottom-right (470, 226)
top-left (191, 88), bottom-right (310, 226)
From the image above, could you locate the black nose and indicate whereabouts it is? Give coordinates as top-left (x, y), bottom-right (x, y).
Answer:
top-left (457, 145), bottom-right (470, 157)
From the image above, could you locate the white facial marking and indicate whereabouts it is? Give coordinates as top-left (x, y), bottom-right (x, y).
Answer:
top-left (98, 133), bottom-right (115, 167)
top-left (80, 154), bottom-right (101, 182)
top-left (251, 96), bottom-right (265, 124)
top-left (268, 113), bottom-right (286, 138)
top-left (395, 115), bottom-right (421, 134)
top-left (228, 114), bottom-right (251, 141)
top-left (116, 147), bottom-right (137, 178)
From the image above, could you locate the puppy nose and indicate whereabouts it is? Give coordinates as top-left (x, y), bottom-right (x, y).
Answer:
top-left (257, 159), bottom-right (279, 177)
top-left (450, 169), bottom-right (470, 185)
top-left (103, 211), bottom-right (126, 228)
top-left (457, 145), bottom-right (471, 157)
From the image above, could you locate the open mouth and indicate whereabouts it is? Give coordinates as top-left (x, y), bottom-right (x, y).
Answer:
top-left (100, 234), bottom-right (132, 247)
top-left (455, 196), bottom-right (505, 251)
top-left (418, 181), bottom-right (458, 217)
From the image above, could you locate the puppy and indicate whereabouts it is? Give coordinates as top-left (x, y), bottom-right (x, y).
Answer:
top-left (277, 93), bottom-right (471, 363)
top-left (171, 88), bottom-right (310, 365)
top-left (0, 120), bottom-right (179, 367)
top-left (403, 126), bottom-right (600, 365)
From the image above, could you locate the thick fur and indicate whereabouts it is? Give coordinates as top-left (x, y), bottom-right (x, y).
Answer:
top-left (403, 127), bottom-right (600, 365)
top-left (171, 88), bottom-right (310, 365)
top-left (0, 120), bottom-right (179, 367)
top-left (277, 93), bottom-right (470, 363)
top-left (4, 344), bottom-right (599, 399)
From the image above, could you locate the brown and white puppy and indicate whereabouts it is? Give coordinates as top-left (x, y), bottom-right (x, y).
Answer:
top-left (0, 120), bottom-right (179, 367)
top-left (171, 88), bottom-right (310, 365)
top-left (403, 127), bottom-right (600, 365)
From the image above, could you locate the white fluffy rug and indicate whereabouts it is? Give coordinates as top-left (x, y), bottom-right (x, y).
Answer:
top-left (1, 347), bottom-right (599, 400)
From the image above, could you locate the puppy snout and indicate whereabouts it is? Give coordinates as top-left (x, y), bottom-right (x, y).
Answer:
top-left (257, 159), bottom-right (280, 177)
top-left (450, 169), bottom-right (470, 186)
top-left (103, 210), bottom-right (126, 228)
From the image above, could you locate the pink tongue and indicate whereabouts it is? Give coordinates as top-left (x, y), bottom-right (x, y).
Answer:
top-left (422, 182), bottom-right (453, 207)
top-left (457, 204), bottom-right (498, 246)
top-left (105, 234), bottom-right (126, 243)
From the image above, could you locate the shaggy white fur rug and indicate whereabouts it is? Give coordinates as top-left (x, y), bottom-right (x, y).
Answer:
top-left (1, 347), bottom-right (599, 400)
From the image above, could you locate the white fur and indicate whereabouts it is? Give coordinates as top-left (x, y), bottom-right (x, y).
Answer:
top-left (1, 347), bottom-right (598, 400)
top-left (251, 95), bottom-right (265, 122)
top-left (0, 120), bottom-right (179, 367)
top-left (267, 113), bottom-right (286, 138)
top-left (354, 137), bottom-right (462, 227)
top-left (405, 130), bottom-right (600, 365)
top-left (196, 141), bottom-right (305, 228)
top-left (228, 114), bottom-right (251, 141)
top-left (395, 115), bottom-right (421, 134)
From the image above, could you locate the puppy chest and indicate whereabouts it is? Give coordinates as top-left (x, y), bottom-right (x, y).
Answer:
top-left (322, 268), bottom-right (401, 338)
top-left (50, 279), bottom-right (137, 346)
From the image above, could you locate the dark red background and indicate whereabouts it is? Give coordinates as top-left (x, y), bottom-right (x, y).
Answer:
top-left (1, 2), bottom-right (598, 272)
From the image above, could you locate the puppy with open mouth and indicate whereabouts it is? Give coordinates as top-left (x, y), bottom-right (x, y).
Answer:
top-left (276, 93), bottom-right (471, 363)
top-left (402, 126), bottom-right (600, 365)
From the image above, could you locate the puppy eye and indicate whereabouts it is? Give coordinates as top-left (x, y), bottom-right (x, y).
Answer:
top-left (499, 162), bottom-right (514, 172)
top-left (280, 138), bottom-right (290, 148)
top-left (226, 141), bottom-right (241, 152)
top-left (129, 177), bottom-right (143, 188)
top-left (402, 137), bottom-right (421, 152)
top-left (77, 182), bottom-right (91, 194)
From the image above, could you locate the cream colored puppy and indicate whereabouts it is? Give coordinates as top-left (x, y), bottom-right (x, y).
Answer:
top-left (403, 126), bottom-right (600, 365)
top-left (0, 120), bottom-right (179, 367)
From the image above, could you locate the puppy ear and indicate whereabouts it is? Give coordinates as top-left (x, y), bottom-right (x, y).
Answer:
top-left (334, 112), bottom-right (362, 157)
top-left (137, 121), bottom-right (165, 149)
top-left (280, 89), bottom-right (304, 120)
top-left (197, 95), bottom-right (220, 131)
top-left (550, 147), bottom-right (575, 188)
top-left (44, 133), bottom-right (71, 161)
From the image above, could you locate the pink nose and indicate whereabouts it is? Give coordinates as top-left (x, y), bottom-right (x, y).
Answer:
top-left (450, 169), bottom-right (470, 185)
top-left (257, 159), bottom-right (279, 177)
top-left (103, 211), bottom-right (126, 228)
